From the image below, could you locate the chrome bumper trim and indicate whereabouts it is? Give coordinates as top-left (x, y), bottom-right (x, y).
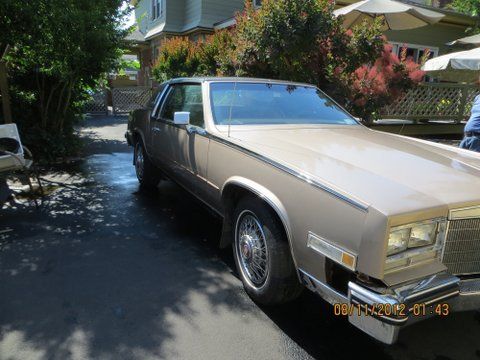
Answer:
top-left (449, 205), bottom-right (480, 220)
top-left (298, 269), bottom-right (348, 305)
top-left (301, 269), bottom-right (480, 344)
top-left (448, 277), bottom-right (480, 312)
top-left (347, 273), bottom-right (466, 344)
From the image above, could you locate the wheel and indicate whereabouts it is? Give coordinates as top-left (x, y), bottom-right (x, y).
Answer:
top-left (233, 196), bottom-right (303, 305)
top-left (134, 139), bottom-right (161, 189)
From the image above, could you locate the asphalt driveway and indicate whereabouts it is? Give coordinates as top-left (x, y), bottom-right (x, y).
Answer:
top-left (0, 116), bottom-right (479, 360)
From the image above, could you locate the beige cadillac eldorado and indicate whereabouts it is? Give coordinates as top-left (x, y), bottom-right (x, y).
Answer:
top-left (126, 77), bottom-right (480, 344)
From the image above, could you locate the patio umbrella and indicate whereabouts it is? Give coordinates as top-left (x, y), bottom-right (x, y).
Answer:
top-left (447, 33), bottom-right (480, 46)
top-left (422, 47), bottom-right (480, 82)
top-left (334, 0), bottom-right (445, 30)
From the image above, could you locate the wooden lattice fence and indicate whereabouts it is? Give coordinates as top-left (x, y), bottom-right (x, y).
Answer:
top-left (380, 83), bottom-right (480, 122)
top-left (84, 89), bottom-right (108, 115)
top-left (112, 87), bottom-right (153, 115)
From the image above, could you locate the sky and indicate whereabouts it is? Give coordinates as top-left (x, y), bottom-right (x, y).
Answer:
top-left (125, 11), bottom-right (136, 28)
top-left (121, 2), bottom-right (137, 29)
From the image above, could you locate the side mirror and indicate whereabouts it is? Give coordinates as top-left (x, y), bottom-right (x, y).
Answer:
top-left (174, 111), bottom-right (190, 125)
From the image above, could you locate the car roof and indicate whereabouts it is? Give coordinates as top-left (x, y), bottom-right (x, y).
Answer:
top-left (168, 77), bottom-right (316, 87)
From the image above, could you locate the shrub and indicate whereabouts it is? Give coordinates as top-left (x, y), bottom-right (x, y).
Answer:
top-left (152, 31), bottom-right (235, 81)
top-left (344, 44), bottom-right (426, 122)
top-left (198, 30), bottom-right (236, 76)
top-left (152, 37), bottom-right (201, 82)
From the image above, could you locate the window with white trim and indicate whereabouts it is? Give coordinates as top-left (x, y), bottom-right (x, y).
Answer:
top-left (389, 42), bottom-right (439, 64)
top-left (151, 0), bottom-right (162, 20)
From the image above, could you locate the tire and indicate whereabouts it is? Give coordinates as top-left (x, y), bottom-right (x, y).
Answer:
top-left (232, 196), bottom-right (303, 305)
top-left (134, 139), bottom-right (161, 190)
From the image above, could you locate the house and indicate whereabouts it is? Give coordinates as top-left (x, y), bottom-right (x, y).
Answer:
top-left (130, 0), bottom-right (477, 86)
top-left (131, 0), bottom-right (245, 85)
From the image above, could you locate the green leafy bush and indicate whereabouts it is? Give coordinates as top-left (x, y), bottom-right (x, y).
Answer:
top-left (152, 37), bottom-right (201, 82)
top-left (152, 30), bottom-right (236, 81)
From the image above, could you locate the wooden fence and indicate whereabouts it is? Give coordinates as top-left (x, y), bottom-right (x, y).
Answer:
top-left (111, 87), bottom-right (153, 115)
top-left (84, 87), bottom-right (153, 116)
top-left (84, 89), bottom-right (108, 115)
top-left (380, 83), bottom-right (479, 122)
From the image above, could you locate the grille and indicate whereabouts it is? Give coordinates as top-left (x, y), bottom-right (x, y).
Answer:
top-left (443, 218), bottom-right (480, 275)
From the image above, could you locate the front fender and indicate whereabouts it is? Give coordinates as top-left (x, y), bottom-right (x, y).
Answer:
top-left (221, 176), bottom-right (297, 269)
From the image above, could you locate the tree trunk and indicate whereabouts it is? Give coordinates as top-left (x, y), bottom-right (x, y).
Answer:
top-left (0, 61), bottom-right (12, 124)
top-left (57, 80), bottom-right (74, 133)
top-left (36, 72), bottom-right (47, 129)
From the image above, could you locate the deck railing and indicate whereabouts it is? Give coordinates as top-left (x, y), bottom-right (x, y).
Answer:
top-left (380, 83), bottom-right (480, 122)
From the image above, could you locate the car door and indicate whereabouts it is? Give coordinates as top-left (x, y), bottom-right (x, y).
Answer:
top-left (152, 83), bottom-right (211, 199)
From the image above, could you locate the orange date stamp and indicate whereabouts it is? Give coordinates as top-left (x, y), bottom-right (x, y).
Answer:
top-left (333, 303), bottom-right (450, 317)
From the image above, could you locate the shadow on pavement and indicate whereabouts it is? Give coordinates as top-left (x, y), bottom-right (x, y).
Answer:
top-left (1, 116), bottom-right (479, 360)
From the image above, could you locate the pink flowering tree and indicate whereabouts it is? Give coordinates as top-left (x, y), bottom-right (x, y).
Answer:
top-left (344, 44), bottom-right (426, 122)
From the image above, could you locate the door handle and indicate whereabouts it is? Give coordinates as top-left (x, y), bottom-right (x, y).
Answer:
top-left (186, 126), bottom-right (207, 136)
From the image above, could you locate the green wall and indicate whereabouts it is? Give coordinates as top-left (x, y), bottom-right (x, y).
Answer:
top-left (385, 23), bottom-right (469, 55)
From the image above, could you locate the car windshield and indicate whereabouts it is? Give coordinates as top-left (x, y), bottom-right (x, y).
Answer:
top-left (210, 82), bottom-right (357, 126)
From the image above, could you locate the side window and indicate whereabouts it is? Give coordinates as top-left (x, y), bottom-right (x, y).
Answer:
top-left (150, 84), bottom-right (166, 117)
top-left (160, 84), bottom-right (204, 128)
top-left (149, 84), bottom-right (167, 118)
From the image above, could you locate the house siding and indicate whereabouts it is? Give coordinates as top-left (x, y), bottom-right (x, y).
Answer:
top-left (199, 0), bottom-right (244, 29)
top-left (164, 0), bottom-right (185, 33)
top-left (135, 0), bottom-right (151, 34)
top-left (183, 0), bottom-right (203, 31)
top-left (136, 0), bottom-right (167, 35)
top-left (136, 0), bottom-right (244, 35)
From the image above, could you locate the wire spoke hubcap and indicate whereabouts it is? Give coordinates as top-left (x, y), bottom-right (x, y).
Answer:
top-left (236, 212), bottom-right (268, 286)
top-left (135, 144), bottom-right (144, 180)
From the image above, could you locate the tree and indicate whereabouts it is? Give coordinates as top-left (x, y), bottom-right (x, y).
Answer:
top-left (450, 0), bottom-right (480, 16)
top-left (450, 0), bottom-right (480, 34)
top-left (0, 0), bottom-right (132, 160)
top-left (0, 45), bottom-right (12, 124)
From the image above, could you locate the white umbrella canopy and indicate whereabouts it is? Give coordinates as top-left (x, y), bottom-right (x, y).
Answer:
top-left (422, 47), bottom-right (480, 82)
top-left (334, 0), bottom-right (445, 30)
top-left (447, 33), bottom-right (480, 46)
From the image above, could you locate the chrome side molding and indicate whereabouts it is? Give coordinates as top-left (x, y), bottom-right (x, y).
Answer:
top-left (209, 133), bottom-right (370, 212)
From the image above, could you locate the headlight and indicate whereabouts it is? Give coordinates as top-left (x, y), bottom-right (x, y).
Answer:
top-left (385, 218), bottom-right (446, 273)
top-left (387, 220), bottom-right (440, 255)
top-left (387, 228), bottom-right (409, 255)
top-left (409, 222), bottom-right (438, 248)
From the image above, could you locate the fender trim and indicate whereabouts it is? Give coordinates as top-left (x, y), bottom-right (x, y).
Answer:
top-left (222, 176), bottom-right (298, 269)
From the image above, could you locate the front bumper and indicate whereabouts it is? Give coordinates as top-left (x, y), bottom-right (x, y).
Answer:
top-left (347, 273), bottom-right (480, 344)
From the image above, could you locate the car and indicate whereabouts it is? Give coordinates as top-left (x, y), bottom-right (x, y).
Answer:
top-left (126, 77), bottom-right (480, 344)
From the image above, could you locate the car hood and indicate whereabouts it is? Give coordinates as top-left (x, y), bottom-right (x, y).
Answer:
top-left (225, 125), bottom-right (480, 215)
